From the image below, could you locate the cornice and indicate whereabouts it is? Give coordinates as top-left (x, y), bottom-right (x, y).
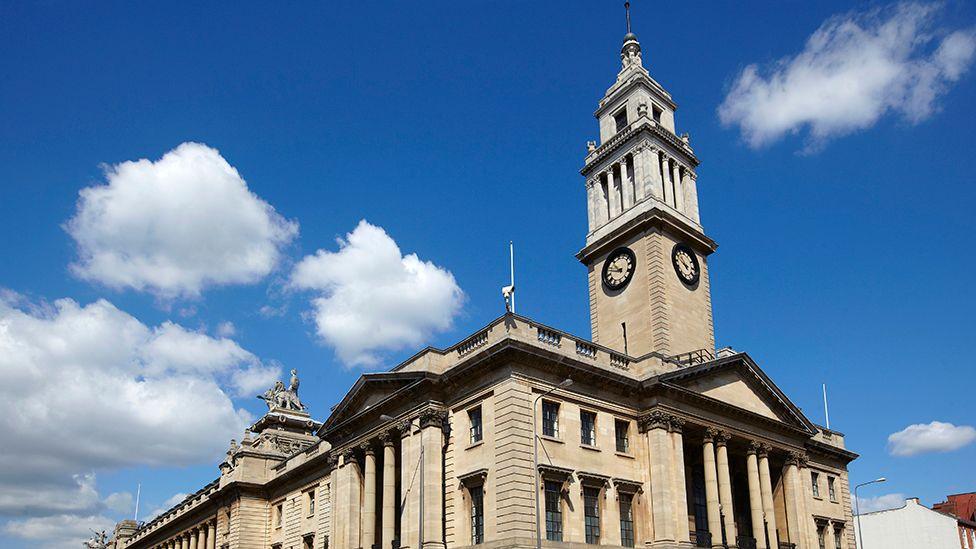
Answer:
top-left (576, 205), bottom-right (717, 264)
top-left (581, 121), bottom-right (698, 176)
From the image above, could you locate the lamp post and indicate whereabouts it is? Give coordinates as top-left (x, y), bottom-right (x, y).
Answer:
top-left (854, 477), bottom-right (886, 549)
top-left (533, 379), bottom-right (573, 549)
top-left (381, 414), bottom-right (424, 549)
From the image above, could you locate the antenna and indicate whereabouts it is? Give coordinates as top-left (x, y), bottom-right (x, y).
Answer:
top-left (822, 384), bottom-right (830, 430)
top-left (134, 483), bottom-right (141, 522)
top-left (501, 241), bottom-right (516, 314)
top-left (625, 1), bottom-right (631, 33)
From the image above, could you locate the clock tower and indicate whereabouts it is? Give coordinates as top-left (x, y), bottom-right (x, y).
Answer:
top-left (578, 27), bottom-right (717, 359)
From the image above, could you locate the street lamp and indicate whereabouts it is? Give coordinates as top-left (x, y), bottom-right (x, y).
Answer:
top-left (854, 477), bottom-right (886, 549)
top-left (381, 414), bottom-right (424, 549)
top-left (533, 378), bottom-right (573, 549)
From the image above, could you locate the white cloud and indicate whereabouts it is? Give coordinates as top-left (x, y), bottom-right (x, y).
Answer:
top-left (216, 320), bottom-right (237, 337)
top-left (856, 493), bottom-right (907, 514)
top-left (0, 293), bottom-right (281, 519)
top-left (103, 491), bottom-right (133, 514)
top-left (887, 420), bottom-right (976, 456)
top-left (718, 2), bottom-right (976, 150)
top-left (3, 513), bottom-right (116, 549)
top-left (291, 220), bottom-right (464, 367)
top-left (144, 492), bottom-right (189, 521)
top-left (66, 142), bottom-right (298, 299)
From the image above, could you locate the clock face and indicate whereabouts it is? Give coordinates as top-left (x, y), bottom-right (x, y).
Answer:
top-left (671, 243), bottom-right (700, 286)
top-left (602, 247), bottom-right (636, 290)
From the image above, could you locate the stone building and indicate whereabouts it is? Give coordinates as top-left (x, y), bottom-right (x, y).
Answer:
top-left (110, 24), bottom-right (856, 549)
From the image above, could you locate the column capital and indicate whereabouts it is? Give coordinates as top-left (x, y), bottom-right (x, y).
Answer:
top-left (359, 440), bottom-right (375, 456)
top-left (637, 409), bottom-right (672, 432)
top-left (714, 429), bottom-right (732, 446)
top-left (396, 419), bottom-right (413, 438)
top-left (747, 440), bottom-right (762, 456)
top-left (326, 452), bottom-right (339, 469)
top-left (668, 416), bottom-right (686, 433)
top-left (418, 408), bottom-right (449, 430)
top-left (785, 450), bottom-right (808, 467)
top-left (703, 427), bottom-right (719, 443)
top-left (340, 446), bottom-right (356, 461)
top-left (378, 430), bottom-right (395, 447)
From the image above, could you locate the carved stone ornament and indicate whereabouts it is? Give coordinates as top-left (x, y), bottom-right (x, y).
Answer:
top-left (668, 416), bottom-right (686, 433)
top-left (378, 431), bottom-right (395, 447)
top-left (703, 427), bottom-right (719, 443)
top-left (747, 440), bottom-right (762, 455)
top-left (326, 453), bottom-right (339, 469)
top-left (83, 529), bottom-right (109, 549)
top-left (785, 451), bottom-right (808, 467)
top-left (360, 441), bottom-right (375, 455)
top-left (340, 447), bottom-right (356, 462)
top-left (638, 410), bottom-right (672, 432)
top-left (396, 420), bottom-right (413, 438)
top-left (419, 409), bottom-right (449, 430)
top-left (714, 430), bottom-right (732, 446)
top-left (758, 443), bottom-right (773, 458)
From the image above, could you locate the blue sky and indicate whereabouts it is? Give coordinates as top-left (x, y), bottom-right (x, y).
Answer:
top-left (1, 1), bottom-right (975, 547)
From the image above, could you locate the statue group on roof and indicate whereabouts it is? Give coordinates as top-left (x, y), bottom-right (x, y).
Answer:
top-left (258, 368), bottom-right (306, 411)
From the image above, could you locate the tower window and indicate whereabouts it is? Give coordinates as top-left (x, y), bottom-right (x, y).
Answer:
top-left (584, 486), bottom-right (601, 544)
top-left (827, 476), bottom-right (836, 502)
top-left (615, 419), bottom-right (630, 453)
top-left (614, 108), bottom-right (628, 133)
top-left (652, 105), bottom-right (663, 123)
top-left (468, 406), bottom-right (483, 444)
top-left (545, 480), bottom-right (563, 541)
top-left (811, 472), bottom-right (821, 498)
top-left (275, 502), bottom-right (283, 528)
top-left (542, 401), bottom-right (560, 437)
top-left (307, 490), bottom-right (315, 517)
top-left (580, 410), bottom-right (597, 446)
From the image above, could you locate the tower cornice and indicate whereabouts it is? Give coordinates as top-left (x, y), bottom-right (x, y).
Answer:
top-left (581, 120), bottom-right (697, 177)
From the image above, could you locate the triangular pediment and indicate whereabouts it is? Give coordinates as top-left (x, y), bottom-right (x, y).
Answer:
top-left (320, 372), bottom-right (426, 433)
top-left (661, 354), bottom-right (815, 433)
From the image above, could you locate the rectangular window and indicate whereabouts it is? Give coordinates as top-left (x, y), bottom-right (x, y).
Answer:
top-left (833, 528), bottom-right (842, 549)
top-left (581, 410), bottom-right (597, 446)
top-left (584, 486), bottom-right (601, 544)
top-left (468, 406), bottom-right (483, 444)
top-left (828, 476), bottom-right (837, 502)
top-left (307, 490), bottom-right (316, 517)
top-left (614, 109), bottom-right (628, 133)
top-left (545, 480), bottom-right (563, 541)
top-left (817, 525), bottom-right (826, 549)
top-left (811, 472), bottom-right (821, 498)
top-left (542, 401), bottom-right (559, 438)
top-left (652, 105), bottom-right (662, 123)
top-left (275, 503), bottom-right (283, 528)
top-left (615, 419), bottom-right (630, 453)
top-left (470, 485), bottom-right (484, 545)
top-left (619, 492), bottom-right (635, 547)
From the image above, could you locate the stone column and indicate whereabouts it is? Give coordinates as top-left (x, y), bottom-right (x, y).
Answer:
top-left (381, 432), bottom-right (397, 549)
top-left (645, 147), bottom-right (662, 201)
top-left (340, 447), bottom-right (363, 549)
top-left (783, 452), bottom-right (804, 547)
top-left (634, 147), bottom-right (646, 201)
top-left (746, 443), bottom-right (767, 549)
top-left (714, 432), bottom-right (738, 547)
top-left (641, 411), bottom-right (675, 543)
top-left (198, 525), bottom-right (206, 549)
top-left (608, 168), bottom-right (621, 218)
top-left (419, 410), bottom-right (447, 549)
top-left (208, 519), bottom-right (216, 549)
top-left (671, 163), bottom-right (684, 212)
top-left (660, 155), bottom-right (673, 207)
top-left (669, 417), bottom-right (691, 545)
top-left (757, 445), bottom-right (779, 549)
top-left (398, 421), bottom-right (418, 549)
top-left (620, 158), bottom-right (634, 210)
top-left (586, 179), bottom-right (597, 232)
top-left (363, 442), bottom-right (378, 549)
top-left (702, 429), bottom-right (723, 548)
top-left (684, 171), bottom-right (700, 224)
top-left (193, 528), bottom-right (201, 549)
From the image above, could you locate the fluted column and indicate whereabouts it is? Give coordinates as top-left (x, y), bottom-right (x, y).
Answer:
top-left (620, 158), bottom-right (635, 210)
top-left (419, 410), bottom-right (447, 549)
top-left (645, 147), bottom-right (662, 201)
top-left (634, 147), bottom-right (646, 201)
top-left (362, 442), bottom-right (378, 549)
top-left (608, 168), bottom-right (621, 218)
top-left (757, 445), bottom-right (779, 549)
top-left (783, 452), bottom-right (805, 547)
top-left (398, 421), bottom-right (419, 549)
top-left (641, 411), bottom-right (675, 542)
top-left (670, 418), bottom-right (690, 544)
top-left (586, 179), bottom-right (597, 232)
top-left (672, 163), bottom-right (684, 212)
top-left (702, 429), bottom-right (723, 547)
top-left (381, 432), bottom-right (397, 549)
top-left (715, 432), bottom-right (738, 547)
top-left (746, 443), bottom-right (767, 549)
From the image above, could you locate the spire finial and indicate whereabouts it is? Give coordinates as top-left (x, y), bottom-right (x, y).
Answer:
top-left (625, 2), bottom-right (631, 34)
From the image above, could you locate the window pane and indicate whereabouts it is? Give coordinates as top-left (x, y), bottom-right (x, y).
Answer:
top-left (581, 411), bottom-right (596, 446)
top-left (545, 481), bottom-right (563, 541)
top-left (614, 110), bottom-right (628, 132)
top-left (469, 407), bottom-right (483, 444)
top-left (615, 419), bottom-right (629, 453)
top-left (470, 486), bottom-right (484, 544)
top-left (584, 486), bottom-right (601, 544)
top-left (619, 492), bottom-right (634, 547)
top-left (812, 472), bottom-right (820, 497)
top-left (543, 402), bottom-right (559, 438)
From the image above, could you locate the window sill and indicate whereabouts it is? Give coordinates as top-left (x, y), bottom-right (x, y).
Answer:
top-left (615, 451), bottom-right (635, 459)
top-left (540, 435), bottom-right (564, 444)
top-left (813, 495), bottom-right (823, 501)
top-left (580, 444), bottom-right (600, 452)
top-left (466, 440), bottom-right (484, 450)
